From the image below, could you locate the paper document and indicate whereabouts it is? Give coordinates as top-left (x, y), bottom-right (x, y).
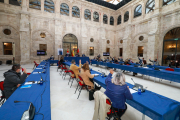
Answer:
top-left (93, 74), bottom-right (99, 76)
top-left (129, 88), bottom-right (137, 94)
top-left (33, 72), bottom-right (41, 74)
top-left (36, 68), bottom-right (42, 69)
top-left (24, 81), bottom-right (38, 85)
top-left (40, 65), bottom-right (44, 66)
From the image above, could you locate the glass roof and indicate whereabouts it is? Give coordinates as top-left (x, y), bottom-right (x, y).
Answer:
top-left (103, 0), bottom-right (122, 5)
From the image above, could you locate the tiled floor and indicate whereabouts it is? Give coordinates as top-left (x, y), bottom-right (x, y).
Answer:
top-left (0, 63), bottom-right (180, 120)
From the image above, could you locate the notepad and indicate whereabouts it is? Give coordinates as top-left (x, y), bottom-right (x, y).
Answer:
top-left (24, 81), bottom-right (37, 85)
top-left (36, 68), bottom-right (42, 69)
top-left (20, 85), bottom-right (32, 89)
top-left (129, 88), bottom-right (137, 94)
top-left (93, 74), bottom-right (99, 76)
top-left (33, 72), bottom-right (41, 74)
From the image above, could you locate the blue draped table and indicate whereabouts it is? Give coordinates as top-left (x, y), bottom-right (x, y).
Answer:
top-left (90, 60), bottom-right (180, 83)
top-left (64, 57), bottom-right (89, 64)
top-left (48, 60), bottom-right (59, 66)
top-left (64, 61), bottom-right (180, 120)
top-left (0, 61), bottom-right (51, 120)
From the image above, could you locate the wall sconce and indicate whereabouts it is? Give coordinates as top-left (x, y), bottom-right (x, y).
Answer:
top-left (142, 47), bottom-right (144, 49)
top-left (169, 45), bottom-right (176, 51)
top-left (90, 47), bottom-right (93, 50)
top-left (73, 46), bottom-right (77, 49)
top-left (4, 43), bottom-right (7, 45)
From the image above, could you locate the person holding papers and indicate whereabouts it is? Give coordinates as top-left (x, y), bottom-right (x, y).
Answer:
top-left (80, 63), bottom-right (101, 90)
top-left (3, 64), bottom-right (27, 99)
top-left (104, 69), bottom-right (133, 119)
top-left (70, 59), bottom-right (82, 78)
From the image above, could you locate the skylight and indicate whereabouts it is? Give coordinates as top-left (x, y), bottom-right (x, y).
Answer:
top-left (103, 0), bottom-right (122, 5)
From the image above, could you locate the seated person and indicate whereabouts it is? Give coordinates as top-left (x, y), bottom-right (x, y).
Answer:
top-left (65, 52), bottom-right (70, 57)
top-left (138, 56), bottom-right (144, 65)
top-left (110, 56), bottom-right (115, 61)
top-left (114, 58), bottom-right (118, 64)
top-left (3, 64), bottom-right (27, 99)
top-left (104, 70), bottom-right (133, 119)
top-left (75, 53), bottom-right (80, 57)
top-left (149, 58), bottom-right (159, 65)
top-left (59, 56), bottom-right (65, 65)
top-left (124, 59), bottom-right (130, 65)
top-left (119, 57), bottom-right (123, 62)
top-left (82, 53), bottom-right (86, 57)
top-left (50, 55), bottom-right (54, 60)
top-left (97, 57), bottom-right (103, 62)
top-left (70, 60), bottom-right (82, 78)
top-left (80, 63), bottom-right (101, 90)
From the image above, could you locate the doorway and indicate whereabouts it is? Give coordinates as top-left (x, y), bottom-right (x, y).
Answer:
top-left (162, 27), bottom-right (180, 66)
top-left (62, 34), bottom-right (78, 56)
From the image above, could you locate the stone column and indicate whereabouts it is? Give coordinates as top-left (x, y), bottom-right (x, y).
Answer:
top-left (20, 14), bottom-right (31, 64)
top-left (4, 0), bottom-right (8, 4)
top-left (41, 0), bottom-right (44, 12)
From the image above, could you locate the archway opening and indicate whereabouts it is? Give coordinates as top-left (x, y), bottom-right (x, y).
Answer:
top-left (62, 34), bottom-right (78, 56)
top-left (162, 27), bottom-right (180, 66)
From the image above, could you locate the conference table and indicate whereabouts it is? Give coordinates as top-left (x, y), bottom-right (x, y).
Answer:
top-left (64, 57), bottom-right (89, 64)
top-left (0, 61), bottom-right (51, 120)
top-left (64, 62), bottom-right (180, 120)
top-left (91, 60), bottom-right (180, 83)
top-left (48, 59), bottom-right (58, 66)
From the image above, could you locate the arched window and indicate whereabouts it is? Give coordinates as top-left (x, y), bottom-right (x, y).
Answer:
top-left (117, 15), bottom-right (121, 25)
top-left (93, 12), bottom-right (99, 22)
top-left (124, 11), bottom-right (129, 22)
top-left (134, 5), bottom-right (142, 18)
top-left (110, 16), bottom-right (114, 25)
top-left (29, 0), bottom-right (41, 10)
top-left (103, 14), bottom-right (108, 24)
top-left (163, 0), bottom-right (175, 6)
top-left (84, 9), bottom-right (91, 20)
top-left (9, 0), bottom-right (21, 6)
top-left (145, 0), bottom-right (155, 14)
top-left (44, 0), bottom-right (54, 13)
top-left (72, 6), bottom-right (80, 18)
top-left (60, 3), bottom-right (69, 16)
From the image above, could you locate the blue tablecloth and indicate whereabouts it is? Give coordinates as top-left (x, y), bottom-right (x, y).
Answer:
top-left (64, 62), bottom-right (180, 120)
top-left (64, 57), bottom-right (89, 64)
top-left (0, 61), bottom-right (51, 120)
top-left (90, 61), bottom-right (180, 83)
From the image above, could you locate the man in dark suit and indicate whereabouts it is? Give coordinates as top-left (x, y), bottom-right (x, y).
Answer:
top-left (75, 53), bottom-right (80, 57)
top-left (82, 53), bottom-right (86, 57)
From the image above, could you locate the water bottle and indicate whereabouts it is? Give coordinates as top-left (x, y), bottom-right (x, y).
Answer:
top-left (138, 87), bottom-right (141, 95)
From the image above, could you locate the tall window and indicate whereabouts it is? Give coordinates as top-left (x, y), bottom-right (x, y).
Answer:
top-left (138, 46), bottom-right (144, 57)
top-left (117, 15), bottom-right (121, 25)
top-left (89, 47), bottom-right (94, 56)
top-left (145, 0), bottom-right (155, 14)
top-left (44, 0), bottom-right (54, 13)
top-left (93, 12), bottom-right (99, 22)
top-left (39, 44), bottom-right (47, 51)
top-left (110, 16), bottom-right (114, 25)
top-left (60, 3), bottom-right (69, 16)
top-left (163, 0), bottom-right (175, 6)
top-left (134, 5), bottom-right (142, 18)
top-left (119, 48), bottom-right (123, 56)
top-left (72, 6), bottom-right (80, 18)
top-left (84, 9), bottom-right (91, 20)
top-left (29, 0), bottom-right (41, 10)
top-left (3, 42), bottom-right (13, 55)
top-left (103, 14), bottom-right (108, 24)
top-left (9, 0), bottom-right (21, 6)
top-left (106, 48), bottom-right (110, 53)
top-left (124, 11), bottom-right (129, 22)
top-left (0, 0), bottom-right (4, 3)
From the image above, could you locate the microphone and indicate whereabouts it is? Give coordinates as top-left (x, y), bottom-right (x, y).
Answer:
top-left (131, 78), bottom-right (136, 85)
top-left (14, 100), bottom-right (35, 120)
top-left (37, 72), bottom-right (46, 83)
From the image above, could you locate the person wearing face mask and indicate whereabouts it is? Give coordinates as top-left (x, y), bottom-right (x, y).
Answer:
top-left (3, 64), bottom-right (27, 99)
top-left (50, 55), bottom-right (54, 60)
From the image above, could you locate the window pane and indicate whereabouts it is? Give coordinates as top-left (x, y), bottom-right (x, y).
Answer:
top-left (9, 0), bottom-right (21, 6)
top-left (72, 6), bottom-right (80, 18)
top-left (3, 42), bottom-right (13, 55)
top-left (124, 11), bottom-right (129, 22)
top-left (93, 12), bottom-right (99, 22)
top-left (60, 3), bottom-right (69, 16)
top-left (84, 9), bottom-right (91, 20)
top-left (134, 5), bottom-right (142, 18)
top-left (145, 0), bottom-right (155, 14)
top-left (44, 0), bottom-right (54, 13)
top-left (89, 47), bottom-right (94, 56)
top-left (103, 14), bottom-right (108, 24)
top-left (163, 0), bottom-right (176, 6)
top-left (138, 46), bottom-right (143, 57)
top-left (0, 0), bottom-right (4, 3)
top-left (110, 16), bottom-right (114, 25)
top-left (117, 15), bottom-right (121, 25)
top-left (29, 0), bottom-right (41, 10)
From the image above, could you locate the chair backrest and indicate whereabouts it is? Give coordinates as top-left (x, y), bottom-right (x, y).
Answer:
top-left (106, 99), bottom-right (111, 105)
top-left (69, 70), bottom-right (74, 74)
top-left (0, 81), bottom-right (4, 91)
top-left (78, 75), bottom-right (83, 81)
top-left (22, 68), bottom-right (24, 72)
top-left (165, 68), bottom-right (174, 71)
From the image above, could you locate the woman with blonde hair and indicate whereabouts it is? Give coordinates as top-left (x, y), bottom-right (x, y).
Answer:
top-left (104, 69), bottom-right (133, 119)
top-left (80, 63), bottom-right (101, 90)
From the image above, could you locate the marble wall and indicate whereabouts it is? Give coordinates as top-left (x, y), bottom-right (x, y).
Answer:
top-left (0, 0), bottom-right (180, 64)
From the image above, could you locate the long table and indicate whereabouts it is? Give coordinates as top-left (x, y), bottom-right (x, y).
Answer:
top-left (64, 57), bottom-right (89, 64)
top-left (64, 61), bottom-right (180, 120)
top-left (0, 61), bottom-right (51, 119)
top-left (48, 59), bottom-right (58, 66)
top-left (91, 60), bottom-right (180, 83)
